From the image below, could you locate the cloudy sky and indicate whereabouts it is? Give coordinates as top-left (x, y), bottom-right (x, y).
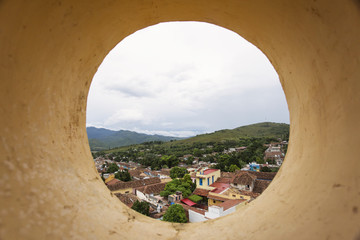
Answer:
top-left (86, 22), bottom-right (289, 137)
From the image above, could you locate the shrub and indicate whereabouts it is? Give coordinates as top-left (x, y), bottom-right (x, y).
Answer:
top-left (188, 194), bottom-right (202, 203)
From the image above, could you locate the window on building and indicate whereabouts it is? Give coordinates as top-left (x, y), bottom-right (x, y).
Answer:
top-left (212, 176), bottom-right (214, 183)
top-left (207, 178), bottom-right (210, 186)
top-left (199, 178), bottom-right (203, 186)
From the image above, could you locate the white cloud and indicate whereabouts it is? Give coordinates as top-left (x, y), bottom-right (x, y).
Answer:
top-left (86, 22), bottom-right (289, 137)
top-left (104, 109), bottom-right (147, 126)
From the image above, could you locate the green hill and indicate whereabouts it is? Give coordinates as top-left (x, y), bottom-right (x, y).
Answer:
top-left (106, 122), bottom-right (289, 153)
top-left (172, 122), bottom-right (289, 144)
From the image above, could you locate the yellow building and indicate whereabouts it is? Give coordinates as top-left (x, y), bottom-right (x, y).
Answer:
top-left (208, 195), bottom-right (229, 206)
top-left (195, 169), bottom-right (221, 190)
top-left (221, 187), bottom-right (259, 201)
top-left (104, 174), bottom-right (115, 183)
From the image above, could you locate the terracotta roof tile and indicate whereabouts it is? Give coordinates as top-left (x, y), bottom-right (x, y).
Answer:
top-left (105, 178), bottom-right (122, 186)
top-left (115, 193), bottom-right (139, 208)
top-left (193, 188), bottom-right (211, 197)
top-left (253, 179), bottom-right (271, 194)
top-left (231, 172), bottom-right (257, 185)
top-left (210, 182), bottom-right (230, 194)
top-left (221, 172), bottom-right (236, 179)
top-left (216, 177), bottom-right (231, 184)
top-left (216, 199), bottom-right (246, 210)
top-left (128, 169), bottom-right (143, 178)
top-left (236, 190), bottom-right (260, 198)
top-left (108, 177), bottom-right (161, 191)
top-left (159, 169), bottom-right (171, 176)
top-left (207, 194), bottom-right (229, 202)
top-left (203, 169), bottom-right (219, 175)
top-left (249, 171), bottom-right (276, 180)
top-left (222, 171), bottom-right (277, 181)
top-left (180, 203), bottom-right (206, 215)
top-left (135, 182), bottom-right (166, 195)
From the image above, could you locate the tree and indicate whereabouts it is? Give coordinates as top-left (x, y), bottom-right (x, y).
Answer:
top-left (162, 204), bottom-right (187, 223)
top-left (170, 167), bottom-right (188, 179)
top-left (238, 160), bottom-right (246, 169)
top-left (185, 156), bottom-right (194, 165)
top-left (255, 156), bottom-right (265, 164)
top-left (107, 163), bottom-right (119, 173)
top-left (115, 169), bottom-right (132, 181)
top-left (261, 166), bottom-right (271, 172)
top-left (160, 155), bottom-right (179, 168)
top-left (228, 164), bottom-right (240, 172)
top-left (193, 148), bottom-right (202, 157)
top-left (131, 200), bottom-right (150, 216)
top-left (160, 174), bottom-right (195, 198)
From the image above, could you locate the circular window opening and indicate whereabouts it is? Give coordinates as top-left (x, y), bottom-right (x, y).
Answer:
top-left (86, 21), bottom-right (289, 223)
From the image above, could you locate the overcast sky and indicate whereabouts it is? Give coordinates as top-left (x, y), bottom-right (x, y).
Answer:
top-left (86, 21), bottom-right (289, 137)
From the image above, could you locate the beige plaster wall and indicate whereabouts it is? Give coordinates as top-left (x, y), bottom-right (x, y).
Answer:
top-left (0, 0), bottom-right (359, 239)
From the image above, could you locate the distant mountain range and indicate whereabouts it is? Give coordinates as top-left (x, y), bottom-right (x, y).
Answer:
top-left (88, 122), bottom-right (289, 151)
top-left (87, 127), bottom-right (183, 151)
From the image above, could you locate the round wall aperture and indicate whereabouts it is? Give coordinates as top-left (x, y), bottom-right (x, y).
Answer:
top-left (0, 1), bottom-right (359, 239)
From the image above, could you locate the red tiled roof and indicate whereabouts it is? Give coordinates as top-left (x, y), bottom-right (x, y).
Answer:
top-left (237, 190), bottom-right (260, 198)
top-left (108, 177), bottom-right (161, 191)
top-left (207, 194), bottom-right (229, 202)
top-left (222, 170), bottom-right (276, 182)
top-left (180, 203), bottom-right (206, 216)
top-left (203, 169), bottom-right (219, 175)
top-left (253, 179), bottom-right (271, 194)
top-left (248, 171), bottom-right (276, 180)
top-left (216, 199), bottom-right (245, 211)
top-left (193, 188), bottom-right (211, 197)
top-left (210, 182), bottom-right (230, 194)
top-left (128, 169), bottom-right (143, 178)
top-left (115, 193), bottom-right (139, 208)
top-left (216, 177), bottom-right (231, 184)
top-left (231, 172), bottom-right (256, 185)
top-left (159, 169), bottom-right (171, 176)
top-left (181, 198), bottom-right (197, 206)
top-left (135, 182), bottom-right (166, 195)
top-left (221, 172), bottom-right (236, 179)
top-left (106, 178), bottom-right (122, 186)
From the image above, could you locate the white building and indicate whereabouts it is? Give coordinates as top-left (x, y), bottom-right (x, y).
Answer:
top-left (188, 199), bottom-right (245, 222)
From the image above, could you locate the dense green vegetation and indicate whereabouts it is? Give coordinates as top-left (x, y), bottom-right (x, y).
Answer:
top-left (107, 163), bottom-right (119, 173)
top-left (92, 122), bottom-right (289, 171)
top-left (131, 200), bottom-right (150, 216)
top-left (94, 137), bottom-right (280, 170)
top-left (91, 122), bottom-right (288, 151)
top-left (188, 195), bottom-right (203, 203)
top-left (171, 122), bottom-right (289, 144)
top-left (170, 167), bottom-right (188, 179)
top-left (160, 175), bottom-right (196, 198)
top-left (162, 204), bottom-right (187, 223)
top-left (115, 169), bottom-right (132, 182)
